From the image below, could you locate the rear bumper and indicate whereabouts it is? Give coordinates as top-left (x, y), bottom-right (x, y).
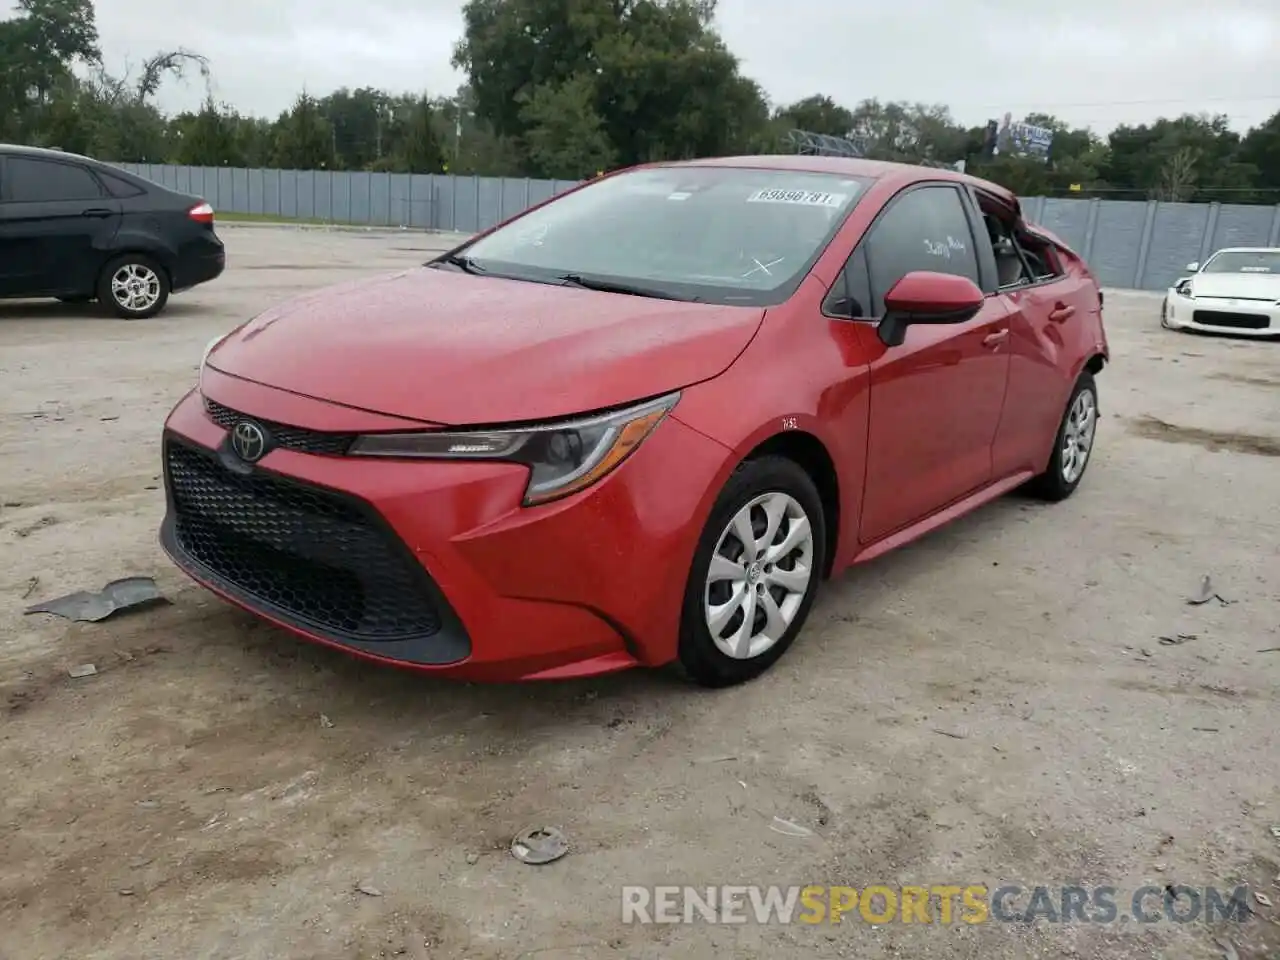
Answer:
top-left (158, 384), bottom-right (731, 681)
top-left (1164, 292), bottom-right (1279, 337)
top-left (172, 237), bottom-right (225, 292)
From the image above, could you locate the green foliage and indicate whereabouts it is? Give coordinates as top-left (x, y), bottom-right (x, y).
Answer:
top-left (1, 0), bottom-right (1278, 202)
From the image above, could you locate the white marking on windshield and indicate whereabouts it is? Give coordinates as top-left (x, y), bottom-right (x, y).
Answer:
top-left (746, 189), bottom-right (848, 207)
top-left (741, 256), bottom-right (786, 279)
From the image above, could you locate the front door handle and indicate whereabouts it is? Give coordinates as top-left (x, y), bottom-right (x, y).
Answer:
top-left (82, 208), bottom-right (113, 218)
top-left (1048, 302), bottom-right (1076, 323)
top-left (982, 328), bottom-right (1009, 348)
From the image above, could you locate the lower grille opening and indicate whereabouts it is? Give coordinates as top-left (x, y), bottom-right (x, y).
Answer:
top-left (1193, 310), bottom-right (1270, 330)
top-left (166, 438), bottom-right (443, 642)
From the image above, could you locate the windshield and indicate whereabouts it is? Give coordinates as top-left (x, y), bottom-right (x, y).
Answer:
top-left (447, 167), bottom-right (873, 306)
top-left (1202, 250), bottom-right (1280, 274)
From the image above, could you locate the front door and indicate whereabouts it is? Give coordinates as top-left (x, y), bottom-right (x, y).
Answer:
top-left (0, 155), bottom-right (121, 297)
top-left (853, 183), bottom-right (1013, 543)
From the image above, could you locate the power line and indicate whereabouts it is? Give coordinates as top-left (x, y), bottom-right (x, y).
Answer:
top-left (955, 94), bottom-right (1280, 111)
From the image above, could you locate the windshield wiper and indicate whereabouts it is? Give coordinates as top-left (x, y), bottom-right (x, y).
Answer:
top-left (437, 253), bottom-right (487, 274)
top-left (556, 273), bottom-right (694, 302)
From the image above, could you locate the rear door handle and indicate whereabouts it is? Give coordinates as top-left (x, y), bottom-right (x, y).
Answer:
top-left (1048, 303), bottom-right (1076, 323)
top-left (82, 208), bottom-right (113, 218)
top-left (982, 328), bottom-right (1009, 347)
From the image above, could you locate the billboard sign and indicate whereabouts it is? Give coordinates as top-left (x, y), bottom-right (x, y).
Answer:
top-left (995, 113), bottom-right (1055, 160)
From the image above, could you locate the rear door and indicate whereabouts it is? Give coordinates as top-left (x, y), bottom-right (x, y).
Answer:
top-left (970, 193), bottom-right (1098, 477)
top-left (0, 155), bottom-right (122, 297)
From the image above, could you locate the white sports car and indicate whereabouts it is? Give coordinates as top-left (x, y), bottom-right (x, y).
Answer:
top-left (1161, 247), bottom-right (1280, 337)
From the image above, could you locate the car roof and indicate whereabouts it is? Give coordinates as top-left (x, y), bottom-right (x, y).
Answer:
top-left (652, 154), bottom-right (1020, 209)
top-left (0, 143), bottom-right (102, 163)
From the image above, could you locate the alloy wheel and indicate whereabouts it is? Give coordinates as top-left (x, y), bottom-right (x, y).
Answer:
top-left (703, 491), bottom-right (815, 660)
top-left (111, 263), bottom-right (162, 313)
top-left (1061, 387), bottom-right (1097, 484)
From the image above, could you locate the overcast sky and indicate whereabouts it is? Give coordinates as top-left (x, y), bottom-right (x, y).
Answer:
top-left (68, 0), bottom-right (1280, 133)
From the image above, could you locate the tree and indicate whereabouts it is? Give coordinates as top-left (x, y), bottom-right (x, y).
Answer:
top-left (391, 95), bottom-right (445, 173)
top-left (0, 0), bottom-right (100, 141)
top-left (318, 86), bottom-right (394, 169)
top-left (452, 0), bottom-right (771, 173)
top-left (518, 74), bottom-right (616, 178)
top-left (272, 93), bottom-right (335, 170)
top-left (172, 98), bottom-right (245, 166)
top-left (775, 95), bottom-right (855, 138)
top-left (1239, 110), bottom-right (1280, 192)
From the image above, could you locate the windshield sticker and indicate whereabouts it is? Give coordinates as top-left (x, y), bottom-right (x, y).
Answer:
top-left (667, 191), bottom-right (692, 201)
top-left (923, 237), bottom-right (968, 259)
top-left (1241, 266), bottom-right (1271, 272)
top-left (746, 189), bottom-right (848, 208)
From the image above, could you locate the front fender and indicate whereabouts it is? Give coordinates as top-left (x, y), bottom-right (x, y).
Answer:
top-left (670, 286), bottom-right (872, 572)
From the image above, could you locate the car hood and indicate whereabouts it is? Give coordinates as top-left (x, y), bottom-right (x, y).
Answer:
top-left (206, 267), bottom-right (766, 425)
top-left (1189, 273), bottom-right (1280, 301)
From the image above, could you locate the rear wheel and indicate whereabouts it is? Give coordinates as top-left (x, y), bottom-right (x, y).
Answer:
top-left (98, 254), bottom-right (169, 319)
top-left (676, 456), bottom-right (826, 688)
top-left (1026, 371), bottom-right (1098, 502)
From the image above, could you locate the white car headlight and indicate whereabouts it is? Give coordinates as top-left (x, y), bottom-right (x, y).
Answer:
top-left (1174, 279), bottom-right (1194, 298)
top-left (348, 392), bottom-right (679, 506)
top-left (199, 333), bottom-right (230, 390)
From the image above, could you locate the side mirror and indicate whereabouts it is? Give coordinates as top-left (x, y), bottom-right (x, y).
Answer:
top-left (877, 271), bottom-right (986, 347)
top-left (1185, 261), bottom-right (1200, 272)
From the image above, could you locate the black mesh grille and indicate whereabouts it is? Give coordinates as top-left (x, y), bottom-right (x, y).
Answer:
top-left (1193, 310), bottom-right (1271, 330)
top-left (165, 439), bottom-right (442, 641)
top-left (204, 398), bottom-right (355, 455)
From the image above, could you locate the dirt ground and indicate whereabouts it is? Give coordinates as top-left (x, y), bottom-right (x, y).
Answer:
top-left (2, 225), bottom-right (1278, 960)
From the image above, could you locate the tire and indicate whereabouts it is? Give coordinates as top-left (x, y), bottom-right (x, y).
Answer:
top-left (1026, 371), bottom-right (1099, 503)
top-left (1159, 298), bottom-right (1170, 328)
top-left (97, 254), bottom-right (170, 319)
top-left (676, 455), bottom-right (827, 688)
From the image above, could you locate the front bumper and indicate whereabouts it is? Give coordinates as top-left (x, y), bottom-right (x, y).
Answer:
top-left (158, 380), bottom-right (732, 681)
top-left (1163, 291), bottom-right (1280, 337)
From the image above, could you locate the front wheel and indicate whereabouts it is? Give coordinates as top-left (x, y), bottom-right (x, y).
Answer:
top-left (1160, 297), bottom-right (1173, 329)
top-left (1026, 371), bottom-right (1099, 502)
top-left (98, 254), bottom-right (170, 319)
top-left (676, 456), bottom-right (826, 688)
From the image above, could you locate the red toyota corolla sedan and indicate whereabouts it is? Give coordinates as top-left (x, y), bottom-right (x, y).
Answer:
top-left (160, 156), bottom-right (1108, 687)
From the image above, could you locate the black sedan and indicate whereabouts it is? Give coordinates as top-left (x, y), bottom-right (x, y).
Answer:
top-left (0, 144), bottom-right (225, 318)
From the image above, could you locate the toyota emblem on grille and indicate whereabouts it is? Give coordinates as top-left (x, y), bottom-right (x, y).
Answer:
top-left (230, 420), bottom-right (268, 462)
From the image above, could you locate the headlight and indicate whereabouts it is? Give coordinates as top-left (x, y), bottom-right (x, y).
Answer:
top-left (348, 392), bottom-right (679, 506)
top-left (201, 334), bottom-right (226, 367)
top-left (199, 333), bottom-right (230, 390)
top-left (1175, 280), bottom-right (1194, 297)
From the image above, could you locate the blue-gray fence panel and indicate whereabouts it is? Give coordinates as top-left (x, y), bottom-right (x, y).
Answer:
top-left (1088, 200), bottom-right (1147, 289)
top-left (1211, 204), bottom-right (1275, 252)
top-left (500, 178), bottom-right (530, 220)
top-left (370, 172), bottom-right (391, 225)
top-left (408, 175), bottom-right (432, 228)
top-left (453, 177), bottom-right (480, 233)
top-left (1037, 199), bottom-right (1091, 251)
top-left (477, 178), bottom-right (502, 231)
top-left (527, 179), bottom-right (557, 208)
top-left (1144, 203), bottom-right (1212, 289)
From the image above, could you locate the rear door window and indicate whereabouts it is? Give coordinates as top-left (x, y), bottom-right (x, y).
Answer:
top-left (6, 157), bottom-right (104, 203)
top-left (97, 170), bottom-right (145, 198)
top-left (864, 185), bottom-right (981, 314)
